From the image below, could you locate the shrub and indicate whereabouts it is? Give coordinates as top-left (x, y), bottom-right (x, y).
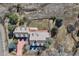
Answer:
top-left (44, 42), bottom-right (50, 49)
top-left (46, 38), bottom-right (52, 45)
top-left (51, 27), bottom-right (58, 37)
top-left (8, 24), bottom-right (15, 32)
top-left (44, 38), bottom-right (52, 49)
top-left (19, 19), bottom-right (25, 26)
top-left (7, 13), bottom-right (18, 25)
top-left (51, 16), bottom-right (56, 22)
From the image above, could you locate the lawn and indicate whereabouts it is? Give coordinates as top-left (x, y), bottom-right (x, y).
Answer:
top-left (29, 19), bottom-right (49, 30)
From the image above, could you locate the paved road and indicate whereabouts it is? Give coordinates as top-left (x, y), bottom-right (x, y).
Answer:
top-left (0, 25), bottom-right (4, 56)
top-left (0, 24), bottom-right (8, 56)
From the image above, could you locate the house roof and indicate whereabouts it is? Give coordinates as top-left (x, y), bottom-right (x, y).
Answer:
top-left (29, 30), bottom-right (50, 41)
top-left (13, 26), bottom-right (38, 33)
top-left (13, 26), bottom-right (28, 33)
top-left (13, 26), bottom-right (50, 41)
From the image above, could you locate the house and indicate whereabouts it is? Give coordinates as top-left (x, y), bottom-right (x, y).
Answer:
top-left (13, 26), bottom-right (50, 51)
top-left (13, 26), bottom-right (30, 41)
top-left (29, 29), bottom-right (50, 50)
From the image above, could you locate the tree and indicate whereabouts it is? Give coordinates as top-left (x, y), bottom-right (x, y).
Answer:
top-left (44, 38), bottom-right (52, 49)
top-left (51, 27), bottom-right (58, 37)
top-left (55, 19), bottom-right (63, 28)
top-left (0, 16), bottom-right (3, 24)
top-left (44, 42), bottom-right (50, 49)
top-left (16, 4), bottom-right (22, 13)
top-left (8, 24), bottom-right (15, 32)
top-left (8, 23), bottom-right (16, 39)
top-left (19, 19), bottom-right (24, 26)
top-left (51, 16), bottom-right (56, 23)
top-left (7, 13), bottom-right (18, 25)
top-left (67, 24), bottom-right (75, 33)
top-left (46, 38), bottom-right (52, 45)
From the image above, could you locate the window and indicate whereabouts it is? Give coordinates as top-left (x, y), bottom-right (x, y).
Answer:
top-left (15, 33), bottom-right (19, 37)
top-left (21, 34), bottom-right (23, 37)
top-left (41, 43), bottom-right (44, 46)
top-left (37, 42), bottom-right (39, 46)
top-left (25, 34), bottom-right (28, 37)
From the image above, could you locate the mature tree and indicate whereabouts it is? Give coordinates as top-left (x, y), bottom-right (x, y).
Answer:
top-left (55, 19), bottom-right (63, 28)
top-left (8, 23), bottom-right (16, 39)
top-left (67, 24), bottom-right (75, 33)
top-left (77, 30), bottom-right (79, 37)
top-left (7, 13), bottom-right (18, 25)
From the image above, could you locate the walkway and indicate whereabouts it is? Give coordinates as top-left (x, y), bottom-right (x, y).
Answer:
top-left (16, 39), bottom-right (26, 56)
